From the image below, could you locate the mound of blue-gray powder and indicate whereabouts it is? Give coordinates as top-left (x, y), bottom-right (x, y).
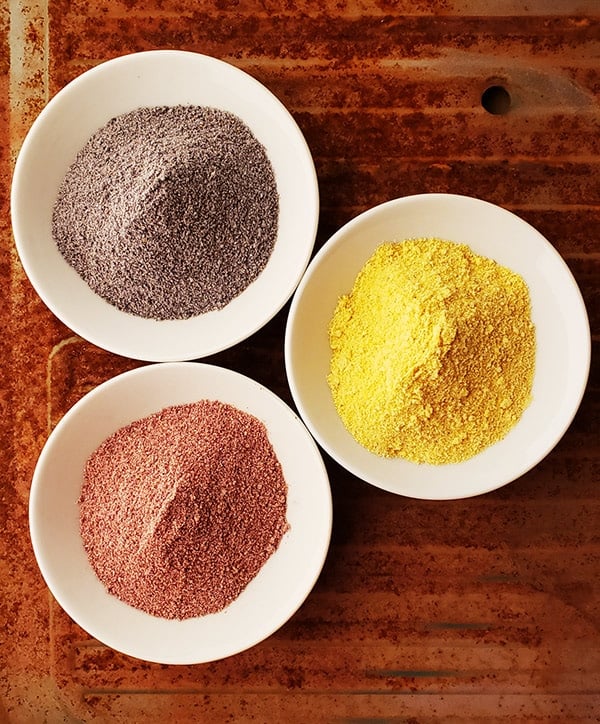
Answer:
top-left (52, 105), bottom-right (279, 320)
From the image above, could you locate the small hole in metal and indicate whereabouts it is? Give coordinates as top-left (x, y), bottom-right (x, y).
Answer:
top-left (481, 85), bottom-right (511, 115)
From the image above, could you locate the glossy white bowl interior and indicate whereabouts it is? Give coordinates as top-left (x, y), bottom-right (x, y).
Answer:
top-left (285, 193), bottom-right (591, 500)
top-left (12, 50), bottom-right (319, 361)
top-left (29, 362), bottom-right (332, 664)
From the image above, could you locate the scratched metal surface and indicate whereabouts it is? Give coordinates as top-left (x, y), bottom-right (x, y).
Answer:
top-left (1, 1), bottom-right (599, 722)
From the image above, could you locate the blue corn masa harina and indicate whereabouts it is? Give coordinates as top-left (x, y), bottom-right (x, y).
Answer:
top-left (327, 238), bottom-right (536, 465)
top-left (52, 105), bottom-right (279, 320)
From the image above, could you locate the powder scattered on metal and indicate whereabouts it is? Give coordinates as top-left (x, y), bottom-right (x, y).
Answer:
top-left (52, 105), bottom-right (279, 320)
top-left (79, 400), bottom-right (289, 620)
top-left (328, 238), bottom-right (536, 465)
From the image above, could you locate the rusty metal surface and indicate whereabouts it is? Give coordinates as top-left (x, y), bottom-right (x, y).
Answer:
top-left (1, 1), bottom-right (599, 721)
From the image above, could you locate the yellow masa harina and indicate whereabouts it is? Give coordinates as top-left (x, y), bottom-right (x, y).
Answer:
top-left (328, 238), bottom-right (536, 465)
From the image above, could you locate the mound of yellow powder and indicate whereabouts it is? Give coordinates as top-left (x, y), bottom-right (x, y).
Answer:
top-left (328, 238), bottom-right (536, 465)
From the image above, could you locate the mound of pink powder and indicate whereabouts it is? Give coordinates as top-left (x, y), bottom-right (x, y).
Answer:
top-left (79, 399), bottom-right (289, 620)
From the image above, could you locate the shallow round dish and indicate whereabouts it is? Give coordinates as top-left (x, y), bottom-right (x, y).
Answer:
top-left (12, 50), bottom-right (319, 362)
top-left (29, 362), bottom-right (332, 664)
top-left (285, 193), bottom-right (591, 500)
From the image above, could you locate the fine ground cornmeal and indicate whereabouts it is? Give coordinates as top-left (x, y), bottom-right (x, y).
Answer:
top-left (327, 238), bottom-right (536, 465)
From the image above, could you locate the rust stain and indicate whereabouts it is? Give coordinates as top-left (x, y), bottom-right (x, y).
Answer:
top-left (45, 336), bottom-right (82, 434)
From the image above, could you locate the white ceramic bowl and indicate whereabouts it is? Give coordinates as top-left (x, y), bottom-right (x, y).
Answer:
top-left (12, 50), bottom-right (319, 362)
top-left (285, 193), bottom-right (591, 500)
top-left (29, 362), bottom-right (332, 664)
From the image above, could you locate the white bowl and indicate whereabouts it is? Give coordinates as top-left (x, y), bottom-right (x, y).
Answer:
top-left (12, 50), bottom-right (319, 362)
top-left (285, 193), bottom-right (591, 500)
top-left (29, 362), bottom-right (332, 664)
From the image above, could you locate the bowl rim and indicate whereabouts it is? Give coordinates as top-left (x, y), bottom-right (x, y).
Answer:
top-left (29, 361), bottom-right (333, 664)
top-left (11, 49), bottom-right (319, 362)
top-left (284, 192), bottom-right (592, 500)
